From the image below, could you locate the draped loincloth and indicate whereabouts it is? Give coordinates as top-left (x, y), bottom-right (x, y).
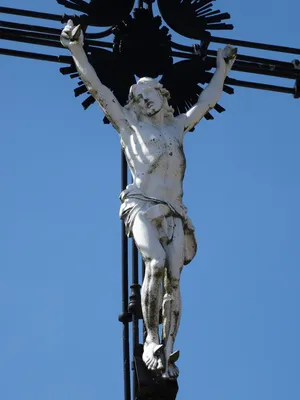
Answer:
top-left (119, 185), bottom-right (197, 266)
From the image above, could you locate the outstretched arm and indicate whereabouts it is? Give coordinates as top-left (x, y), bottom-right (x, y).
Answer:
top-left (61, 20), bottom-right (127, 132)
top-left (181, 46), bottom-right (237, 133)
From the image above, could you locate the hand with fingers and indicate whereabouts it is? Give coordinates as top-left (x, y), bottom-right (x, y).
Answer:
top-left (60, 19), bottom-right (84, 49)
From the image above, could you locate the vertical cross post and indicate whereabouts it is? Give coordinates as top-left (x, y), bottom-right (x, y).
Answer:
top-left (119, 150), bottom-right (131, 400)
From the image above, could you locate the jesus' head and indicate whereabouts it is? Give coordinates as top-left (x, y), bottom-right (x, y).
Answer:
top-left (125, 77), bottom-right (174, 121)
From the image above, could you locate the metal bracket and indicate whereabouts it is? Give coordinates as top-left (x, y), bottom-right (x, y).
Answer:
top-left (293, 60), bottom-right (300, 98)
top-left (193, 31), bottom-right (211, 60)
top-left (128, 283), bottom-right (143, 319)
top-left (292, 59), bottom-right (300, 70)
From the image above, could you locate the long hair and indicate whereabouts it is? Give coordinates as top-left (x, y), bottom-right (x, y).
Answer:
top-left (124, 77), bottom-right (175, 121)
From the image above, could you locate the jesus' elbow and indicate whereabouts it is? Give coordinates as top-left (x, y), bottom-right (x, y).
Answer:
top-left (89, 88), bottom-right (98, 98)
top-left (207, 100), bottom-right (217, 110)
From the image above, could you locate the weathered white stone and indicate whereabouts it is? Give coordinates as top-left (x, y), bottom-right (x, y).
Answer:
top-left (61, 20), bottom-right (236, 380)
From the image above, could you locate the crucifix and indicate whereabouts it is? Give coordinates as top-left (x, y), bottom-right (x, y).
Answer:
top-left (61, 18), bottom-right (236, 380)
top-left (1, 1), bottom-right (299, 399)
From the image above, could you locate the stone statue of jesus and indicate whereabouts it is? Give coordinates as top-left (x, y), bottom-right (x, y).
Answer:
top-left (61, 20), bottom-right (236, 380)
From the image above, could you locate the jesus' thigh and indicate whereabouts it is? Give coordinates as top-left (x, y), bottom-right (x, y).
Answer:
top-left (131, 212), bottom-right (166, 271)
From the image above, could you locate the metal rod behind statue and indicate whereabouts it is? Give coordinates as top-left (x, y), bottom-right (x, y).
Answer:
top-left (120, 150), bottom-right (131, 400)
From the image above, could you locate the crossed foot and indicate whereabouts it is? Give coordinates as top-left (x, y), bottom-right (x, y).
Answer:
top-left (143, 342), bottom-right (180, 379)
top-left (162, 363), bottom-right (179, 380)
top-left (142, 342), bottom-right (164, 371)
top-left (162, 350), bottom-right (180, 380)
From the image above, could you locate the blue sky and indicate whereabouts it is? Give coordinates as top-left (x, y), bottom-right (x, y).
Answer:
top-left (0, 1), bottom-right (299, 399)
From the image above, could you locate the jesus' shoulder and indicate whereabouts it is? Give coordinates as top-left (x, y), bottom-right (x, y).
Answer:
top-left (93, 84), bottom-right (194, 140)
top-left (90, 83), bottom-right (129, 133)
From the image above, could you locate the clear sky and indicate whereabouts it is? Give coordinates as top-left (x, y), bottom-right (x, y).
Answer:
top-left (0, 1), bottom-right (299, 399)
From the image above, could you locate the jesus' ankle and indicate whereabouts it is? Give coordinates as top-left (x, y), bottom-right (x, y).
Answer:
top-left (145, 335), bottom-right (159, 345)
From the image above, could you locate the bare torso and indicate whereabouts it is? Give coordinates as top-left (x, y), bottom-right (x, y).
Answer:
top-left (120, 116), bottom-right (186, 205)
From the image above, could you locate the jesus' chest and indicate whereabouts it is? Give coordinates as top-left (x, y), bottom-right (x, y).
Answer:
top-left (125, 121), bottom-right (184, 162)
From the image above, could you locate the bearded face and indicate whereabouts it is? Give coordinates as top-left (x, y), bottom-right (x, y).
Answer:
top-left (135, 85), bottom-right (165, 117)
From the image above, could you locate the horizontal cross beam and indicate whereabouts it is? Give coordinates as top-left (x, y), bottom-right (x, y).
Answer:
top-left (0, 47), bottom-right (296, 97)
top-left (2, 26), bottom-right (299, 83)
top-left (171, 41), bottom-right (299, 71)
top-left (0, 27), bottom-right (113, 49)
top-left (2, 6), bottom-right (300, 57)
top-left (0, 19), bottom-right (112, 39)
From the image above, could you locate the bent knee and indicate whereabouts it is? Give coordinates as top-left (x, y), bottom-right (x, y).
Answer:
top-left (149, 256), bottom-right (166, 277)
top-left (170, 276), bottom-right (180, 290)
top-left (165, 276), bottom-right (180, 292)
top-left (171, 277), bottom-right (179, 289)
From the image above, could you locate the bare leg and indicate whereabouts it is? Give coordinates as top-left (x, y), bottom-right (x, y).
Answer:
top-left (162, 218), bottom-right (185, 379)
top-left (131, 212), bottom-right (166, 370)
